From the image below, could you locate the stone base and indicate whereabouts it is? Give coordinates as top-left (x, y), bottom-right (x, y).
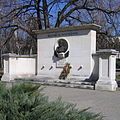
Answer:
top-left (1, 74), bottom-right (35, 82)
top-left (1, 74), bottom-right (15, 81)
top-left (95, 79), bottom-right (118, 91)
top-left (10, 77), bottom-right (95, 90)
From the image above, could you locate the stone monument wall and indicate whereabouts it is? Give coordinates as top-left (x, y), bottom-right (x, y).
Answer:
top-left (36, 25), bottom-right (98, 80)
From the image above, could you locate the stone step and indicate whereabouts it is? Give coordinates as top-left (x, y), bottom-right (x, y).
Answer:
top-left (33, 81), bottom-right (94, 90)
top-left (14, 78), bottom-right (95, 90)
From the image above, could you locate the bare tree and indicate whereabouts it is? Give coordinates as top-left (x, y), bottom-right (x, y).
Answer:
top-left (1, 0), bottom-right (120, 32)
top-left (0, 0), bottom-right (120, 54)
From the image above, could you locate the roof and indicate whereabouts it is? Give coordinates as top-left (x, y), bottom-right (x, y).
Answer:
top-left (33, 24), bottom-right (101, 35)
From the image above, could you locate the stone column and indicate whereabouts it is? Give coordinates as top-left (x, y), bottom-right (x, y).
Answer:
top-left (95, 49), bottom-right (118, 91)
top-left (1, 53), bottom-right (17, 81)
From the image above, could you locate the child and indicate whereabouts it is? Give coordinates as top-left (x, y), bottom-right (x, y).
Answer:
top-left (59, 63), bottom-right (72, 80)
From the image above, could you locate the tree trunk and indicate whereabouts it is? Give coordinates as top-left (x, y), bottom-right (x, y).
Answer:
top-left (42, 0), bottom-right (50, 29)
top-left (35, 0), bottom-right (42, 30)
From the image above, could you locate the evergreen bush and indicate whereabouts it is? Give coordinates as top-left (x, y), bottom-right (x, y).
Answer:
top-left (0, 82), bottom-right (103, 120)
top-left (116, 59), bottom-right (120, 69)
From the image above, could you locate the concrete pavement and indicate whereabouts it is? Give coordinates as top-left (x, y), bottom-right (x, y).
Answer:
top-left (42, 86), bottom-right (120, 120)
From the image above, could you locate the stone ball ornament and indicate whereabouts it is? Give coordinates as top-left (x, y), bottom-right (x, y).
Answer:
top-left (54, 39), bottom-right (70, 59)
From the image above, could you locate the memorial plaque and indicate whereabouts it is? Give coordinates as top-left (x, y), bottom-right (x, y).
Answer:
top-left (56, 59), bottom-right (66, 68)
top-left (54, 39), bottom-right (69, 59)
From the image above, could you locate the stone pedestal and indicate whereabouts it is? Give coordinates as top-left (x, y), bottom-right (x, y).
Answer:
top-left (95, 49), bottom-right (118, 91)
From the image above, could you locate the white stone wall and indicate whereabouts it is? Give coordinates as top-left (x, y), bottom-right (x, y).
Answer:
top-left (1, 54), bottom-right (36, 81)
top-left (37, 29), bottom-right (97, 79)
top-left (15, 58), bottom-right (36, 75)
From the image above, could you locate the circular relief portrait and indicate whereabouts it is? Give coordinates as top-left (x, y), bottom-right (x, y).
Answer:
top-left (54, 39), bottom-right (69, 59)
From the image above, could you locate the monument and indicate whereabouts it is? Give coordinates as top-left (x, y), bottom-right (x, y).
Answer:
top-left (35, 24), bottom-right (100, 80)
top-left (1, 24), bottom-right (118, 91)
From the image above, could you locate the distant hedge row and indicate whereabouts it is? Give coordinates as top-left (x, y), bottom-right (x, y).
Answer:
top-left (116, 59), bottom-right (120, 69)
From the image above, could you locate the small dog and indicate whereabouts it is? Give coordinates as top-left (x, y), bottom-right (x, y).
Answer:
top-left (59, 63), bottom-right (72, 80)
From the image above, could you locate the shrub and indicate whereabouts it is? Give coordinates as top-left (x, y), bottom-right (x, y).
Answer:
top-left (116, 59), bottom-right (120, 69)
top-left (0, 82), bottom-right (103, 120)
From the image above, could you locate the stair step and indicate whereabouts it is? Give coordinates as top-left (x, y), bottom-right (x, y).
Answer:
top-left (14, 78), bottom-right (95, 90)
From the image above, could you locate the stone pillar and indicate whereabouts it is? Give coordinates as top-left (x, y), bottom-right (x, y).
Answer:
top-left (1, 53), bottom-right (17, 81)
top-left (95, 49), bottom-right (118, 91)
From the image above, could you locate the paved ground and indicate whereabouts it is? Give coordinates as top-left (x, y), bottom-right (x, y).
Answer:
top-left (42, 86), bottom-right (120, 120)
